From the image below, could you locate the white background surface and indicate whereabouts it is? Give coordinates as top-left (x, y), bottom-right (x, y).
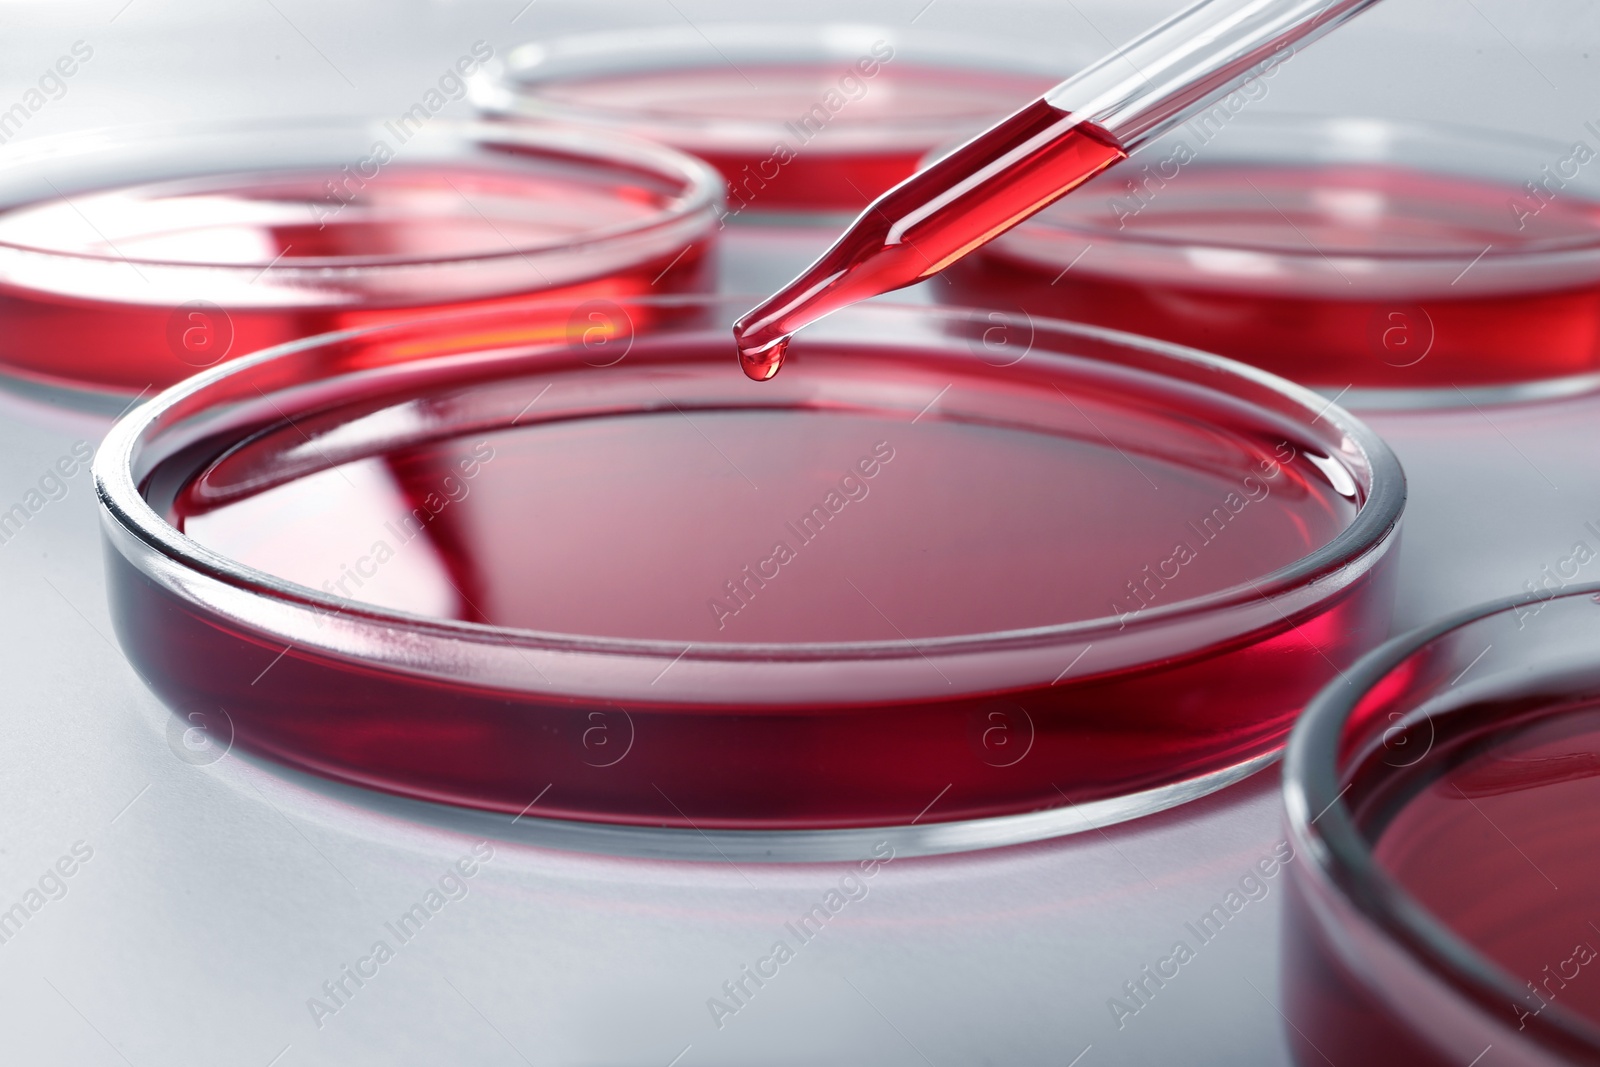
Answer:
top-left (0, 1), bottom-right (1597, 1063)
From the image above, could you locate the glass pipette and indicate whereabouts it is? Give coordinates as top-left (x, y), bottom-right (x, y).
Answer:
top-left (733, 0), bottom-right (1389, 380)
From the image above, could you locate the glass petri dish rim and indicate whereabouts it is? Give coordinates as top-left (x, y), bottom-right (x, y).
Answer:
top-left (95, 292), bottom-right (1404, 669)
top-left (0, 115), bottom-right (724, 273)
top-left (1283, 582), bottom-right (1600, 1059)
top-left (1009, 113), bottom-right (1600, 261)
top-left (469, 21), bottom-right (1073, 150)
top-left (211, 736), bottom-right (1283, 863)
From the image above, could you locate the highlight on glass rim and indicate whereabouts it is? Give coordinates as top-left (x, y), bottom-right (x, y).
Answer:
top-left (2, 0), bottom-right (1592, 1062)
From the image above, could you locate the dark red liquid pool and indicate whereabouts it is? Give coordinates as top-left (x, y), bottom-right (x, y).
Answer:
top-left (1286, 700), bottom-right (1600, 1064)
top-left (524, 63), bottom-right (1056, 213)
top-left (112, 325), bottom-right (1396, 830)
top-left (175, 366), bottom-right (1353, 641)
top-left (0, 161), bottom-right (713, 393)
top-left (945, 163), bottom-right (1600, 390)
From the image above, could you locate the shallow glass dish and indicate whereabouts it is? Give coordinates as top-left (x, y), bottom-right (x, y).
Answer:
top-left (471, 23), bottom-right (1062, 217)
top-left (0, 118), bottom-right (721, 395)
top-left (942, 115), bottom-right (1600, 405)
top-left (1283, 584), bottom-right (1600, 1065)
top-left (97, 295), bottom-right (1403, 857)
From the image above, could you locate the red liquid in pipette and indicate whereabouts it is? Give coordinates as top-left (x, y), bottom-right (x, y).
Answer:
top-left (733, 99), bottom-right (1127, 380)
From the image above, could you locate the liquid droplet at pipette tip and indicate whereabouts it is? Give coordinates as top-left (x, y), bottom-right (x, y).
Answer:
top-left (736, 332), bottom-right (789, 382)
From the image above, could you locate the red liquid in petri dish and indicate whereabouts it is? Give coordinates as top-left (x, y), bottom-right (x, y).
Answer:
top-left (1287, 702), bottom-right (1600, 1065)
top-left (1377, 709), bottom-right (1600, 1024)
top-left (120, 318), bottom-right (1395, 830)
top-left (945, 163), bottom-right (1600, 389)
top-left (734, 101), bottom-right (1127, 379)
top-left (519, 63), bottom-right (1056, 212)
top-left (0, 161), bottom-right (713, 393)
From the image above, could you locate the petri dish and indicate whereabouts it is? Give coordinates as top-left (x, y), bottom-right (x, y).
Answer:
top-left (941, 116), bottom-right (1600, 404)
top-left (470, 24), bottom-right (1063, 217)
top-left (1282, 584), bottom-right (1600, 1066)
top-left (96, 295), bottom-right (1403, 857)
top-left (0, 118), bottom-right (721, 395)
